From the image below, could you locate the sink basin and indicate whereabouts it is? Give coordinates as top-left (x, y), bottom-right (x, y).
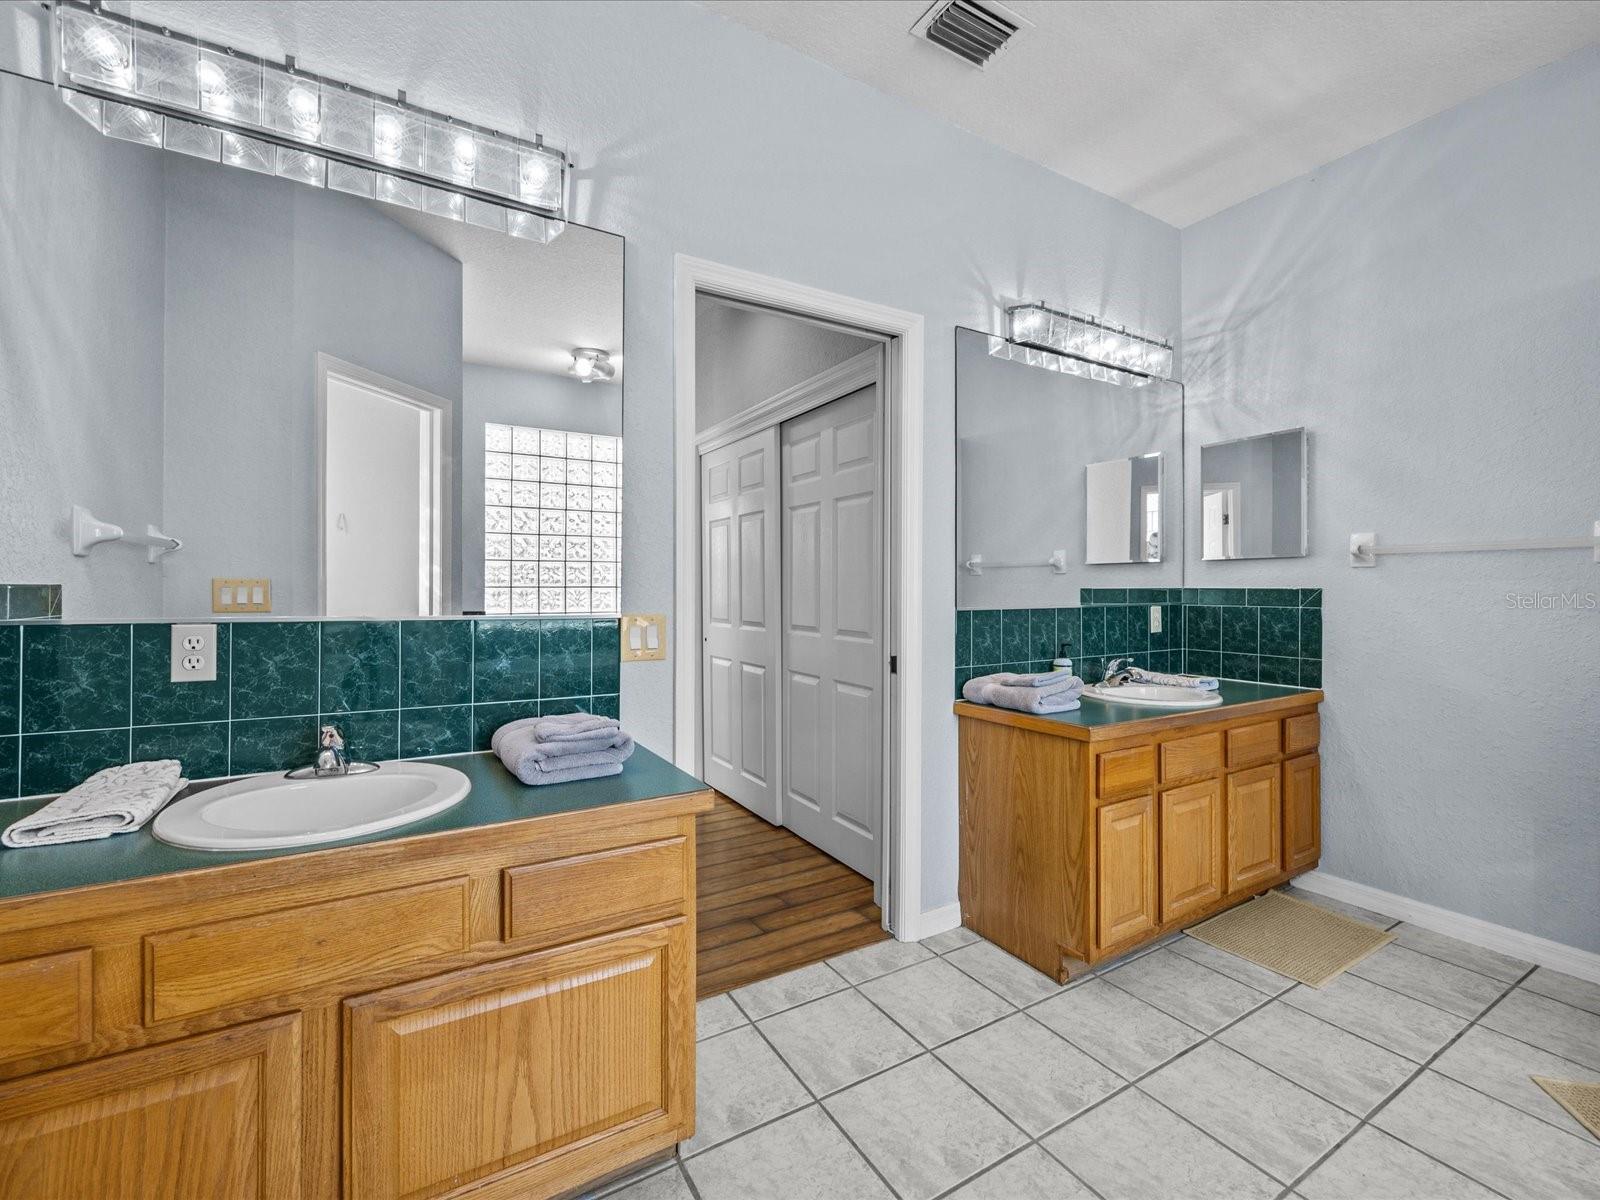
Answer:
top-left (152, 762), bottom-right (470, 851)
top-left (1082, 683), bottom-right (1224, 709)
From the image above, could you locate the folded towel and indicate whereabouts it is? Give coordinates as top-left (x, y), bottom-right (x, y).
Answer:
top-left (1123, 666), bottom-right (1219, 691)
top-left (986, 670), bottom-right (1071, 689)
top-left (492, 714), bottom-right (635, 785)
top-left (522, 712), bottom-right (622, 742)
top-left (963, 676), bottom-right (1082, 714)
top-left (4, 761), bottom-right (186, 848)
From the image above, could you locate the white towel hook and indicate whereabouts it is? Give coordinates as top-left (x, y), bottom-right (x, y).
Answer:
top-left (70, 505), bottom-right (183, 563)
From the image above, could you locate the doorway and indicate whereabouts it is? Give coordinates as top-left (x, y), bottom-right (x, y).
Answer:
top-left (316, 354), bottom-right (455, 617)
top-left (675, 255), bottom-right (929, 973)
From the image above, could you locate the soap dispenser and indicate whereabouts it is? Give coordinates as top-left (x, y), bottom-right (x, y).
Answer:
top-left (1052, 642), bottom-right (1074, 674)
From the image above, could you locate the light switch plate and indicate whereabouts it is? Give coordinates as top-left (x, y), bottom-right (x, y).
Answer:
top-left (213, 577), bottom-right (271, 612)
top-left (620, 613), bottom-right (667, 662)
top-left (1150, 605), bottom-right (1162, 634)
top-left (170, 623), bottom-right (218, 683)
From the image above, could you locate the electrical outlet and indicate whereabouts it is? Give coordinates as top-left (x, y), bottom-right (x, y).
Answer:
top-left (170, 623), bottom-right (218, 683)
top-left (1150, 605), bottom-right (1162, 634)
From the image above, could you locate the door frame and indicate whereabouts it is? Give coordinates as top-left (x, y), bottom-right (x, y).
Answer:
top-left (315, 353), bottom-right (457, 616)
top-left (674, 256), bottom-right (926, 940)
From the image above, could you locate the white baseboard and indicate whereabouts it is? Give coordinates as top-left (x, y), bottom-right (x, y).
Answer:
top-left (899, 901), bottom-right (962, 943)
top-left (1295, 870), bottom-right (1600, 985)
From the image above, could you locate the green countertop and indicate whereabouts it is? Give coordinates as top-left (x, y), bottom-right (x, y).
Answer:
top-left (956, 680), bottom-right (1322, 733)
top-left (0, 747), bottom-right (707, 903)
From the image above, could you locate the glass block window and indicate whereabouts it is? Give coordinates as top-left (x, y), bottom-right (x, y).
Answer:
top-left (484, 423), bottom-right (621, 615)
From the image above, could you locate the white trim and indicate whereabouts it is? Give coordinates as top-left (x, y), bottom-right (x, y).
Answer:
top-left (674, 255), bottom-right (925, 942)
top-left (696, 346), bottom-right (884, 454)
top-left (902, 901), bottom-right (963, 943)
top-left (1295, 870), bottom-right (1600, 985)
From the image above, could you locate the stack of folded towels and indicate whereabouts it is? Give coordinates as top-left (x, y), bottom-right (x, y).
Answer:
top-left (3, 760), bottom-right (186, 848)
top-left (962, 670), bottom-right (1083, 714)
top-left (492, 712), bottom-right (635, 785)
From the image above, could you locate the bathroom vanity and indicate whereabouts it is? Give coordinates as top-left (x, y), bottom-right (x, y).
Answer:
top-left (955, 682), bottom-right (1323, 981)
top-left (0, 751), bottom-right (712, 1199)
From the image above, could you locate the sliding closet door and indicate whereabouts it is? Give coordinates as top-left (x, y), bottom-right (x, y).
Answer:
top-left (701, 430), bottom-right (781, 824)
top-left (781, 382), bottom-right (883, 880)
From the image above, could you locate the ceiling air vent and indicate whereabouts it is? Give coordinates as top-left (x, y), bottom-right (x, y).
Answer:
top-left (911, 0), bottom-right (1023, 69)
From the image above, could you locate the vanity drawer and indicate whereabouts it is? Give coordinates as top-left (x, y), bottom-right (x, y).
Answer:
top-left (504, 837), bottom-right (689, 947)
top-left (1160, 731), bottom-right (1222, 783)
top-left (1284, 713), bottom-right (1321, 756)
top-left (1226, 721), bottom-right (1281, 768)
top-left (1095, 746), bottom-right (1156, 800)
top-left (0, 950), bottom-right (93, 1064)
top-left (143, 878), bottom-right (470, 1023)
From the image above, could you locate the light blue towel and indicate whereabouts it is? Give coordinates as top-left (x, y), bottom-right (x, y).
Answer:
top-left (1124, 666), bottom-right (1219, 691)
top-left (492, 714), bottom-right (635, 785)
top-left (963, 674), bottom-right (1082, 714)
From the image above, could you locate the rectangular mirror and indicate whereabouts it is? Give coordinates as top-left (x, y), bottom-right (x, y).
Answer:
top-left (956, 327), bottom-right (1183, 610)
top-left (0, 68), bottom-right (624, 622)
top-left (1086, 453), bottom-right (1164, 564)
top-left (1200, 428), bottom-right (1308, 560)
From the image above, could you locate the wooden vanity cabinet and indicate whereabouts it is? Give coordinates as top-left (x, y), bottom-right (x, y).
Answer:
top-left (0, 787), bottom-right (712, 1200)
top-left (958, 691), bottom-right (1322, 981)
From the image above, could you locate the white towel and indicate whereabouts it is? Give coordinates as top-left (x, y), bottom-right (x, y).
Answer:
top-left (3, 761), bottom-right (187, 848)
top-left (1124, 666), bottom-right (1219, 691)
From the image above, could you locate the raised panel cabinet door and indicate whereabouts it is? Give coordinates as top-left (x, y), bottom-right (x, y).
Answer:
top-left (344, 921), bottom-right (692, 1200)
top-left (1159, 779), bottom-right (1223, 922)
top-left (1226, 764), bottom-right (1283, 894)
top-left (1283, 753), bottom-right (1321, 872)
top-left (1096, 795), bottom-right (1157, 949)
top-left (0, 1014), bottom-right (301, 1199)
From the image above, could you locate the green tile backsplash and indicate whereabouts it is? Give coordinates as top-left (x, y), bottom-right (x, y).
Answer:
top-left (0, 617), bottom-right (621, 799)
top-left (957, 587), bottom-right (1322, 696)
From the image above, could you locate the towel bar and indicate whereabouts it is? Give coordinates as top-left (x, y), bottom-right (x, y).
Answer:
top-left (1350, 522), bottom-right (1600, 566)
top-left (963, 550), bottom-right (1067, 576)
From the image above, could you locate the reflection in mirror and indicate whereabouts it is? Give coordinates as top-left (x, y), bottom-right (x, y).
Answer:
top-left (1200, 428), bottom-right (1308, 560)
top-left (956, 329), bottom-right (1183, 610)
top-left (1086, 454), bottom-right (1163, 564)
top-left (0, 68), bottom-right (623, 622)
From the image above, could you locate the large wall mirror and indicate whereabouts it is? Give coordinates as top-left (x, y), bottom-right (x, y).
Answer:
top-left (956, 327), bottom-right (1184, 609)
top-left (1200, 428), bottom-right (1308, 560)
top-left (0, 68), bottom-right (624, 623)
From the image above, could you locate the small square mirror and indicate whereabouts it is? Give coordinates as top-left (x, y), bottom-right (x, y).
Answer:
top-left (1200, 428), bottom-right (1308, 560)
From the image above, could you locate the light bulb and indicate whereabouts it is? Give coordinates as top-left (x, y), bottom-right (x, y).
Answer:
top-left (452, 133), bottom-right (477, 175)
top-left (79, 23), bottom-right (132, 86)
top-left (374, 112), bottom-right (403, 160)
top-left (197, 58), bottom-right (226, 99)
top-left (287, 84), bottom-right (320, 136)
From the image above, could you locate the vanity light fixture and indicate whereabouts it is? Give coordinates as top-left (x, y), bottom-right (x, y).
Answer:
top-left (54, 1), bottom-right (571, 237)
top-left (1000, 302), bottom-right (1174, 387)
top-left (569, 348), bottom-right (616, 384)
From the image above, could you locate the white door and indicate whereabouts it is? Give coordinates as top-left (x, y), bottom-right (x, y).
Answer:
top-left (322, 372), bottom-right (444, 617)
top-left (1202, 484), bottom-right (1240, 560)
top-left (781, 383), bottom-right (883, 880)
top-left (700, 430), bottom-right (781, 823)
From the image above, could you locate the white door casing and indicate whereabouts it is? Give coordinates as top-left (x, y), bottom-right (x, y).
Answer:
top-left (700, 430), bottom-right (781, 823)
top-left (781, 382), bottom-right (883, 880)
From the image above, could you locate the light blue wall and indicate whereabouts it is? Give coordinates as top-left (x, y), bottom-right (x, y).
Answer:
top-left (0, 71), bottom-right (167, 618)
top-left (28, 0), bottom-right (1182, 915)
top-left (1182, 47), bottom-right (1600, 951)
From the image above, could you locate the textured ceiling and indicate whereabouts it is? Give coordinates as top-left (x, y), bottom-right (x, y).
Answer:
top-left (377, 208), bottom-right (623, 379)
top-left (700, 0), bottom-right (1600, 226)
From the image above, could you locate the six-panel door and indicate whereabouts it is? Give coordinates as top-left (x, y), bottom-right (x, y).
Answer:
top-left (343, 921), bottom-right (691, 1200)
top-left (1226, 763), bottom-right (1283, 893)
top-left (0, 1015), bottom-right (301, 1199)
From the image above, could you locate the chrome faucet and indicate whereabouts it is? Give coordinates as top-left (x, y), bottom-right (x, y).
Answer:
top-left (314, 725), bottom-right (349, 775)
top-left (1103, 658), bottom-right (1136, 686)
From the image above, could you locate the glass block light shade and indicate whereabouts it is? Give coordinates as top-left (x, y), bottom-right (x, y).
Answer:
top-left (55, 0), bottom-right (569, 223)
top-left (1005, 303), bottom-right (1174, 386)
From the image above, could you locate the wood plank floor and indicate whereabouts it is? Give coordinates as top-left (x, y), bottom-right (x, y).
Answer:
top-left (696, 793), bottom-right (887, 998)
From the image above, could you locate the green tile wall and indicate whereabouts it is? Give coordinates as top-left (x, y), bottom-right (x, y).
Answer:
top-left (0, 617), bottom-right (621, 799)
top-left (957, 586), bottom-right (1322, 697)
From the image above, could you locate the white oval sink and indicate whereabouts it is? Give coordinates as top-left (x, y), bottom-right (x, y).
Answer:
top-left (1082, 683), bottom-right (1224, 709)
top-left (153, 762), bottom-right (470, 851)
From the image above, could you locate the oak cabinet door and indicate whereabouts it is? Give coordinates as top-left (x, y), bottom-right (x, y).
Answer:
top-left (1096, 795), bottom-right (1157, 949)
top-left (1159, 779), bottom-right (1223, 923)
top-left (0, 1015), bottom-right (301, 1199)
top-left (1226, 764), bottom-right (1283, 894)
top-left (344, 921), bottom-right (692, 1200)
top-left (1283, 753), bottom-right (1321, 872)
